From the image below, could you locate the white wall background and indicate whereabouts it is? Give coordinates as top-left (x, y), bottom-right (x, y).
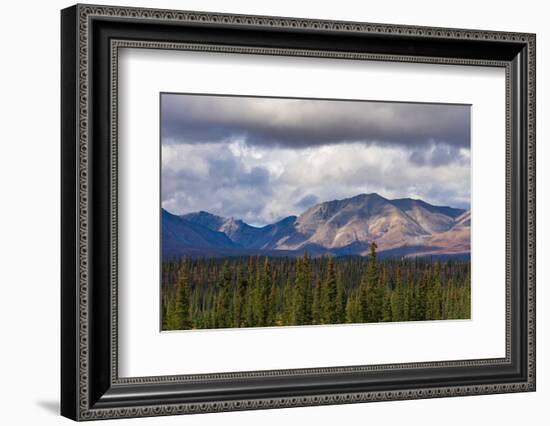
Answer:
top-left (0, 0), bottom-right (546, 424)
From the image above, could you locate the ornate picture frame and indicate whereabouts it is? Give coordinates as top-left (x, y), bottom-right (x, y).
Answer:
top-left (61, 4), bottom-right (535, 421)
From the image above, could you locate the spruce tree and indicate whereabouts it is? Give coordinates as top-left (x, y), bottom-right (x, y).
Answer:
top-left (426, 262), bottom-right (443, 320)
top-left (415, 272), bottom-right (429, 320)
top-left (251, 257), bottom-right (266, 326)
top-left (402, 284), bottom-right (411, 322)
top-left (234, 263), bottom-right (248, 327)
top-left (263, 258), bottom-right (276, 326)
top-left (267, 281), bottom-right (278, 326)
top-left (312, 279), bottom-right (321, 324)
top-left (321, 257), bottom-right (338, 324)
top-left (293, 254), bottom-right (311, 325)
top-left (161, 295), bottom-right (168, 329)
top-left (345, 290), bottom-right (362, 323)
top-left (336, 271), bottom-right (346, 323)
top-left (392, 268), bottom-right (403, 322)
top-left (282, 277), bottom-right (294, 325)
top-left (360, 242), bottom-right (382, 322)
top-left (382, 284), bottom-right (393, 322)
top-left (465, 264), bottom-right (471, 318)
top-left (216, 261), bottom-right (232, 328)
top-left (390, 283), bottom-right (401, 322)
top-left (303, 254), bottom-right (312, 323)
top-left (165, 261), bottom-right (192, 330)
top-left (163, 292), bottom-right (176, 330)
top-left (244, 283), bottom-right (255, 327)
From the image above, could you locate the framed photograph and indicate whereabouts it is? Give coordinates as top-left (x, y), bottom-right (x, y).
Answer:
top-left (61, 4), bottom-right (536, 421)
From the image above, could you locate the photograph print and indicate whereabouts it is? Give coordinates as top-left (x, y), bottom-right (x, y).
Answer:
top-left (160, 93), bottom-right (471, 331)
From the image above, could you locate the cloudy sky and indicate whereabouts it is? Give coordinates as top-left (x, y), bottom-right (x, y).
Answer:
top-left (161, 93), bottom-right (471, 226)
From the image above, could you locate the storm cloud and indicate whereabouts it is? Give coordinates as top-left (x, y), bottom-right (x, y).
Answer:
top-left (161, 94), bottom-right (471, 225)
top-left (161, 94), bottom-right (470, 150)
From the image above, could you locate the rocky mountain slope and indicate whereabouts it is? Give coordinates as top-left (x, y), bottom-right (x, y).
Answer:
top-left (163, 193), bottom-right (470, 259)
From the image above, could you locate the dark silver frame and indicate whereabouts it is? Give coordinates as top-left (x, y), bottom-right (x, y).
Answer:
top-left (61, 4), bottom-right (536, 421)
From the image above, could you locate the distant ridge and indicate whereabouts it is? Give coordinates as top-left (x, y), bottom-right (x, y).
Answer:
top-left (163, 193), bottom-right (469, 260)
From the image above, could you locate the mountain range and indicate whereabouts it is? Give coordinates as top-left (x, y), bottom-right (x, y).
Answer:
top-left (162, 193), bottom-right (470, 260)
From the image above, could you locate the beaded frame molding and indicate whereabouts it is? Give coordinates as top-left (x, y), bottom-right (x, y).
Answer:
top-left (61, 4), bottom-right (536, 421)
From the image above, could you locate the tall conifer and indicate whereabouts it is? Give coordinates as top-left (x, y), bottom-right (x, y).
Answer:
top-left (165, 261), bottom-right (192, 330)
top-left (312, 279), bottom-right (321, 324)
top-left (234, 263), bottom-right (248, 327)
top-left (216, 261), bottom-right (232, 328)
top-left (293, 254), bottom-right (311, 325)
top-left (360, 242), bottom-right (382, 322)
top-left (336, 271), bottom-right (346, 323)
top-left (321, 257), bottom-right (338, 324)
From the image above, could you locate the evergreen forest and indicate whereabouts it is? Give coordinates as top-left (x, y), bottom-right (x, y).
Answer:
top-left (162, 243), bottom-right (471, 331)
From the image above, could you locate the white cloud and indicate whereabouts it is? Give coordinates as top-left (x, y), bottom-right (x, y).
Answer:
top-left (161, 140), bottom-right (470, 225)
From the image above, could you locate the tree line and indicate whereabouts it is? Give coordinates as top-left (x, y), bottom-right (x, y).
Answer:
top-left (162, 243), bottom-right (471, 331)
